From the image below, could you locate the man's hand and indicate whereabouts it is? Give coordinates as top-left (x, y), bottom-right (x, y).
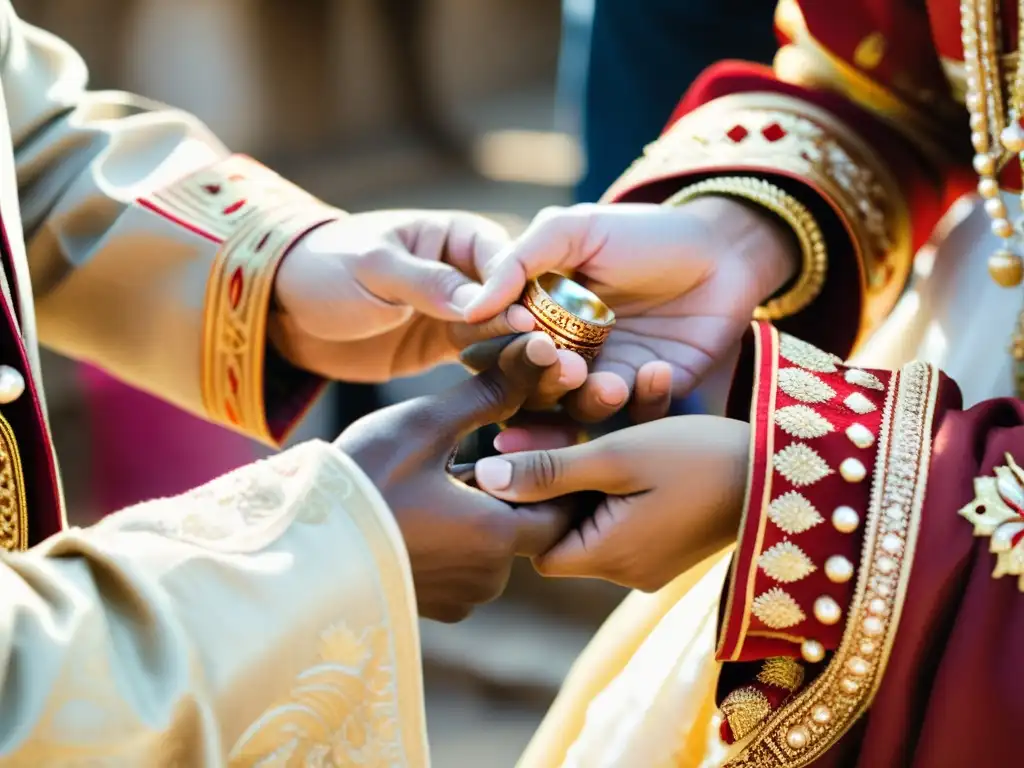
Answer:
top-left (473, 416), bottom-right (749, 592)
top-left (463, 199), bottom-right (798, 428)
top-left (334, 332), bottom-right (573, 622)
top-left (270, 210), bottom-right (585, 392)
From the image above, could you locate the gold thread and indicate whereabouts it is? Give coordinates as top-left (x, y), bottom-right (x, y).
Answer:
top-left (667, 177), bottom-right (827, 320)
top-left (726, 360), bottom-right (938, 767)
top-left (780, 333), bottom-right (842, 373)
top-left (758, 657), bottom-right (807, 692)
top-left (759, 541), bottom-right (817, 584)
top-left (774, 404), bottom-right (835, 440)
top-left (768, 491), bottom-right (824, 535)
top-left (778, 368), bottom-right (837, 404)
top-left (0, 414), bottom-right (27, 551)
top-left (773, 443), bottom-right (834, 487)
top-left (752, 587), bottom-right (807, 629)
top-left (721, 688), bottom-right (773, 741)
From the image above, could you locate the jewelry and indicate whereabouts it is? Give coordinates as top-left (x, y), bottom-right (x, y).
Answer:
top-left (961, 0), bottom-right (1024, 286)
top-left (666, 176), bottom-right (827, 320)
top-left (520, 273), bottom-right (615, 362)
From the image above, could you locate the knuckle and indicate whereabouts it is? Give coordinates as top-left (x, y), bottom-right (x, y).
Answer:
top-left (470, 371), bottom-right (511, 418)
top-left (421, 263), bottom-right (468, 299)
top-left (528, 450), bottom-right (562, 490)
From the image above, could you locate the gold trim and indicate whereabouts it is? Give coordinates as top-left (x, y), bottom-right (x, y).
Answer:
top-left (727, 360), bottom-right (939, 767)
top-left (758, 657), bottom-right (807, 692)
top-left (773, 0), bottom-right (956, 166)
top-left (666, 177), bottom-right (827, 320)
top-left (0, 413), bottom-right (27, 551)
top-left (617, 92), bottom-right (911, 346)
top-left (722, 687), bottom-right (773, 741)
top-left (201, 205), bottom-right (338, 444)
top-left (719, 325), bottom-right (779, 660)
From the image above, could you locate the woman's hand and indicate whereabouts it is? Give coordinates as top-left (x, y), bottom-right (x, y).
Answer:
top-left (473, 415), bottom-right (750, 592)
top-left (335, 332), bottom-right (574, 622)
top-left (464, 199), bottom-right (797, 427)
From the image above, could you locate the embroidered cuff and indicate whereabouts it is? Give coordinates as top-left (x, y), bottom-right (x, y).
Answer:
top-left (717, 322), bottom-right (893, 664)
top-left (604, 92), bottom-right (910, 351)
top-left (139, 155), bottom-right (339, 445)
top-left (721, 322), bottom-right (941, 766)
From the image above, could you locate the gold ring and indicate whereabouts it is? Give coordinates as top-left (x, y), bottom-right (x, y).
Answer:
top-left (520, 273), bottom-right (615, 362)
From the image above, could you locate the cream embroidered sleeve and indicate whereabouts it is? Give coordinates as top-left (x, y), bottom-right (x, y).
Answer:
top-left (0, 441), bottom-right (427, 765)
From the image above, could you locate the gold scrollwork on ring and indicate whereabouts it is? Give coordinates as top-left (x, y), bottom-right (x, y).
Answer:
top-left (0, 413), bottom-right (27, 551)
top-left (520, 273), bottom-right (615, 362)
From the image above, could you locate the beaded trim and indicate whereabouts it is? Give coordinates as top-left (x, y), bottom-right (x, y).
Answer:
top-left (726, 360), bottom-right (938, 767)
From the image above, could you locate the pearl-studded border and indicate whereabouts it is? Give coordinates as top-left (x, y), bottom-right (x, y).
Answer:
top-left (726, 360), bottom-right (938, 767)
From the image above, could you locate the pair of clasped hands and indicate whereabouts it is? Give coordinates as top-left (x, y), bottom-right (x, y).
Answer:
top-left (271, 198), bottom-right (797, 622)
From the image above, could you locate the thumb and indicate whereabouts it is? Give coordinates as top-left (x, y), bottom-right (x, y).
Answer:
top-left (464, 205), bottom-right (596, 323)
top-left (420, 332), bottom-right (560, 444)
top-left (358, 247), bottom-right (483, 321)
top-left (474, 431), bottom-right (639, 503)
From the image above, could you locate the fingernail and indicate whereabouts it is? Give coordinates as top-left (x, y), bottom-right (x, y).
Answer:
top-left (475, 457), bottom-right (513, 490)
top-left (451, 283), bottom-right (484, 312)
top-left (598, 389), bottom-right (626, 407)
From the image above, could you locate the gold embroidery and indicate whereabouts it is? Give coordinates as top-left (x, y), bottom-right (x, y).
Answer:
top-left (727, 361), bottom-right (937, 767)
top-left (780, 333), bottom-right (841, 373)
top-left (769, 492), bottom-right (824, 535)
top-left (752, 588), bottom-right (806, 629)
top-left (844, 369), bottom-right (884, 391)
top-left (758, 658), bottom-right (807, 692)
top-left (778, 369), bottom-right (836, 404)
top-left (0, 413), bottom-right (27, 551)
top-left (201, 205), bottom-right (338, 445)
top-left (773, 444), bottom-right (833, 487)
top-left (844, 392), bottom-right (877, 415)
top-left (959, 453), bottom-right (1024, 589)
top-left (774, 405), bottom-right (835, 439)
top-left (759, 541), bottom-right (817, 584)
top-left (852, 32), bottom-right (886, 70)
top-left (229, 623), bottom-right (403, 766)
top-left (721, 687), bottom-right (773, 741)
top-left (846, 423), bottom-right (875, 449)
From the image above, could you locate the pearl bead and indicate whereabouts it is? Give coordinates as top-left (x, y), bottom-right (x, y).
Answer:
top-left (970, 112), bottom-right (987, 131)
top-left (882, 533), bottom-right (903, 554)
top-left (825, 555), bottom-right (854, 583)
top-left (868, 598), bottom-right (887, 615)
top-left (1001, 123), bottom-right (1024, 153)
top-left (988, 249), bottom-right (1024, 287)
top-left (786, 725), bottom-right (810, 750)
top-left (877, 556), bottom-right (896, 574)
top-left (814, 596), bottom-right (842, 625)
top-left (846, 423), bottom-right (875, 449)
top-left (0, 366), bottom-right (24, 405)
top-left (985, 197), bottom-right (1009, 219)
top-left (971, 131), bottom-right (988, 152)
top-left (974, 154), bottom-right (996, 175)
top-left (840, 457), bottom-right (867, 483)
top-left (967, 93), bottom-right (983, 111)
top-left (840, 678), bottom-right (860, 694)
top-left (847, 657), bottom-right (870, 677)
top-left (863, 616), bottom-right (884, 636)
top-left (832, 506), bottom-right (860, 533)
top-left (812, 705), bottom-right (832, 724)
top-left (991, 218), bottom-right (1014, 239)
top-left (860, 640), bottom-right (877, 655)
top-left (801, 639), bottom-right (825, 663)
top-left (978, 178), bottom-right (1001, 198)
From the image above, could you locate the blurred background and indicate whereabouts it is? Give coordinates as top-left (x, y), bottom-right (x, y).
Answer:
top-left (18, 1), bottom-right (774, 764)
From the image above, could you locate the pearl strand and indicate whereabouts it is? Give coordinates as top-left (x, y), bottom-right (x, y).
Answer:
top-left (962, 0), bottom-right (1024, 286)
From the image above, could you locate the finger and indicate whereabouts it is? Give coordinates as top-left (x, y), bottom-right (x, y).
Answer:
top-left (428, 332), bottom-right (559, 441)
top-left (464, 205), bottom-right (596, 323)
top-left (522, 348), bottom-right (588, 410)
top-left (449, 304), bottom-right (536, 353)
top-left (628, 361), bottom-right (674, 424)
top-left (506, 500), bottom-right (576, 557)
top-left (474, 436), bottom-right (634, 502)
top-left (494, 425), bottom-right (580, 452)
top-left (533, 498), bottom-right (621, 578)
top-left (562, 372), bottom-right (631, 423)
top-left (357, 247), bottom-right (483, 321)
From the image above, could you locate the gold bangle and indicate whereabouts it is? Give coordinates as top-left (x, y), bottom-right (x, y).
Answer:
top-left (666, 176), bottom-right (827, 321)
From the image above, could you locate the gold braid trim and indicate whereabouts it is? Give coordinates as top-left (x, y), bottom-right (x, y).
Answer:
top-left (721, 687), bottom-right (773, 742)
top-left (201, 204), bottom-right (338, 444)
top-left (726, 360), bottom-right (938, 767)
top-left (0, 414), bottom-right (27, 551)
top-left (668, 177), bottom-right (826, 320)
top-left (757, 658), bottom-right (806, 693)
top-left (605, 92), bottom-right (911, 346)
